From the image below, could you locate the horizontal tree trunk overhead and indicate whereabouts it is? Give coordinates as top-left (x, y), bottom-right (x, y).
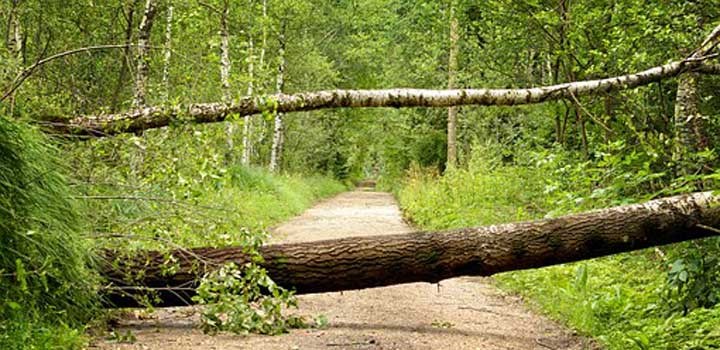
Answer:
top-left (43, 60), bottom-right (720, 137)
top-left (102, 192), bottom-right (720, 308)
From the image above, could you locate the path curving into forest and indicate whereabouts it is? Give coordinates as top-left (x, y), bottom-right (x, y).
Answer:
top-left (93, 188), bottom-right (593, 350)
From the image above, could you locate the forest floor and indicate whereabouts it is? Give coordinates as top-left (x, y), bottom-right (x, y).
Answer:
top-left (92, 188), bottom-right (595, 350)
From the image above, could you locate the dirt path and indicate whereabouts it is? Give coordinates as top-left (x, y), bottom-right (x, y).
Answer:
top-left (93, 189), bottom-right (593, 350)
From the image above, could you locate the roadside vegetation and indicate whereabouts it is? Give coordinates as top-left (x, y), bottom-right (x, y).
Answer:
top-left (396, 143), bottom-right (720, 349)
top-left (0, 119), bottom-right (346, 349)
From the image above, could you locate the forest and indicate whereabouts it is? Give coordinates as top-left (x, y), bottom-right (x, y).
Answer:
top-left (1, 0), bottom-right (720, 349)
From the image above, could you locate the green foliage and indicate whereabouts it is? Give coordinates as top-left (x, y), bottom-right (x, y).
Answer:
top-left (398, 143), bottom-right (545, 230)
top-left (0, 117), bottom-right (96, 349)
top-left (193, 262), bottom-right (305, 335)
top-left (67, 125), bottom-right (347, 251)
top-left (398, 145), bottom-right (720, 349)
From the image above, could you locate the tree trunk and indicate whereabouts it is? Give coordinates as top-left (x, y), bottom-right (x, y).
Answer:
top-left (161, 3), bottom-right (173, 102)
top-left (241, 37), bottom-right (255, 166)
top-left (7, 0), bottom-right (23, 116)
top-left (259, 0), bottom-right (267, 71)
top-left (446, 0), bottom-right (459, 168)
top-left (219, 0), bottom-right (231, 103)
top-left (52, 56), bottom-right (718, 138)
top-left (674, 73), bottom-right (707, 155)
top-left (269, 22), bottom-right (286, 172)
top-left (111, 0), bottom-right (139, 112)
top-left (132, 0), bottom-right (157, 109)
top-left (102, 192), bottom-right (720, 308)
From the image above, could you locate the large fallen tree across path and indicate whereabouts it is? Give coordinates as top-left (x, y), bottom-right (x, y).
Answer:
top-left (103, 191), bottom-right (720, 308)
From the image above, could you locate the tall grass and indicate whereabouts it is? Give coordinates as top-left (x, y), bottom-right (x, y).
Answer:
top-left (0, 117), bottom-right (96, 349)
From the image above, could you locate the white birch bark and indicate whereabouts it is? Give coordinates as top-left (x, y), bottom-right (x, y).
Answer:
top-left (220, 1), bottom-right (231, 102)
top-left (132, 0), bottom-right (157, 108)
top-left (269, 24), bottom-right (286, 172)
top-left (446, 1), bottom-right (459, 168)
top-left (257, 0), bottom-right (268, 71)
top-left (161, 3), bottom-right (173, 102)
top-left (241, 37), bottom-right (255, 165)
top-left (52, 24), bottom-right (720, 137)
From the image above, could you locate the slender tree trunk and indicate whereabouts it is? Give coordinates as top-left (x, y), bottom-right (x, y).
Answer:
top-left (672, 72), bottom-right (711, 178)
top-left (241, 37), bottom-right (255, 165)
top-left (674, 73), bottom-right (706, 153)
top-left (161, 3), bottom-right (173, 102)
top-left (9, 1), bottom-right (22, 62)
top-left (111, 0), bottom-right (138, 112)
top-left (270, 23), bottom-right (286, 172)
top-left (446, 0), bottom-right (459, 168)
top-left (132, 0), bottom-right (157, 109)
top-left (101, 192), bottom-right (720, 308)
top-left (259, 0), bottom-right (267, 71)
top-left (7, 0), bottom-right (23, 116)
top-left (219, 0), bottom-right (231, 103)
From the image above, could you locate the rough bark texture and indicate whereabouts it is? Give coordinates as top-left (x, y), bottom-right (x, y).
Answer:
top-left (446, 1), bottom-right (459, 168)
top-left (674, 72), bottom-right (706, 155)
top-left (102, 192), bottom-right (720, 308)
top-left (46, 58), bottom-right (720, 137)
top-left (132, 0), bottom-right (157, 108)
top-left (269, 23), bottom-right (286, 172)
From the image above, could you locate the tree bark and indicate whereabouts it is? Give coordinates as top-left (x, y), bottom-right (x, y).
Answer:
top-left (7, 0), bottom-right (23, 116)
top-left (269, 22), bottom-right (286, 172)
top-left (219, 0), bottom-right (231, 103)
top-left (132, 0), bottom-right (157, 109)
top-left (673, 72), bottom-right (706, 156)
top-left (102, 192), bottom-right (720, 308)
top-left (161, 3), bottom-right (173, 102)
top-left (446, 0), bottom-right (459, 168)
top-left (241, 37), bottom-right (255, 165)
top-left (49, 57), bottom-right (720, 137)
top-left (111, 0), bottom-right (139, 112)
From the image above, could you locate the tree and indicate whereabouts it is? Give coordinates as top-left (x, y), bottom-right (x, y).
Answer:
top-left (46, 55), bottom-right (720, 136)
top-left (446, 0), bottom-right (459, 168)
top-left (103, 192), bottom-right (720, 307)
top-left (132, 0), bottom-right (158, 108)
top-left (161, 2), bottom-right (174, 102)
top-left (269, 20), bottom-right (286, 172)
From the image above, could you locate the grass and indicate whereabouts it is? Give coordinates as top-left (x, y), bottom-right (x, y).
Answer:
top-left (0, 117), bottom-right (97, 349)
top-left (395, 146), bottom-right (720, 350)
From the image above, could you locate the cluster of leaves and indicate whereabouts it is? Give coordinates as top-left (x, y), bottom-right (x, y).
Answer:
top-left (193, 262), bottom-right (306, 335)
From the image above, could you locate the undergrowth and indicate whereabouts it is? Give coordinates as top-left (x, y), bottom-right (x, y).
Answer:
top-left (0, 117), bottom-right (97, 349)
top-left (397, 142), bottom-right (720, 350)
top-left (66, 125), bottom-right (347, 336)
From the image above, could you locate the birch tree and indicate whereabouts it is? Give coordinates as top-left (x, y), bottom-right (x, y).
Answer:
top-left (132, 0), bottom-right (158, 108)
top-left (446, 0), bottom-right (459, 168)
top-left (161, 3), bottom-right (174, 102)
top-left (269, 21), bottom-right (286, 172)
top-left (241, 36), bottom-right (255, 165)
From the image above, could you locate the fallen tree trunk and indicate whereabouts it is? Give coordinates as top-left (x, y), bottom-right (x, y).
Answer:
top-left (102, 192), bottom-right (720, 308)
top-left (45, 61), bottom-right (720, 137)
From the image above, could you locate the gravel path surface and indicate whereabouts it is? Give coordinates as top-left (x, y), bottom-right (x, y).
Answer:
top-left (92, 188), bottom-right (594, 350)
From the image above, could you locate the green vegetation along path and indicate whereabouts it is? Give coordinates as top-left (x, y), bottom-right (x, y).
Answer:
top-left (94, 188), bottom-right (593, 349)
